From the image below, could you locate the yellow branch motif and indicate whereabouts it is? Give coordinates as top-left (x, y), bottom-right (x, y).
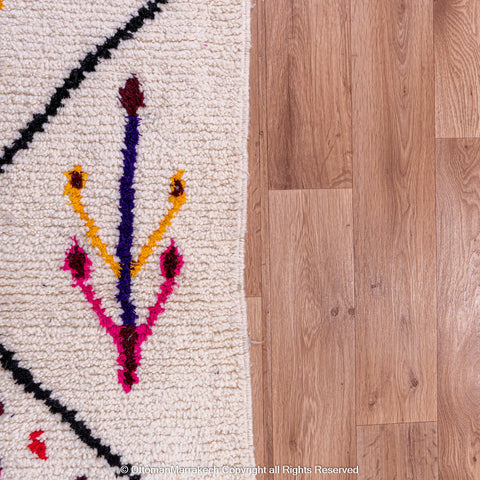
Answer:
top-left (63, 166), bottom-right (121, 277)
top-left (131, 170), bottom-right (187, 277)
top-left (64, 167), bottom-right (187, 279)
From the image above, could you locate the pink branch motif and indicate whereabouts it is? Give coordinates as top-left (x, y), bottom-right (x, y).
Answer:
top-left (63, 238), bottom-right (183, 393)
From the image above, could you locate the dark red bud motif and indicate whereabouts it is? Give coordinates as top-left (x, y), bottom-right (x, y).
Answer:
top-left (68, 245), bottom-right (87, 279)
top-left (160, 240), bottom-right (182, 279)
top-left (171, 178), bottom-right (184, 197)
top-left (70, 170), bottom-right (84, 189)
top-left (119, 75), bottom-right (145, 117)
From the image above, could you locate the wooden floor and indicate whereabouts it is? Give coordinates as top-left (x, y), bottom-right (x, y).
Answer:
top-left (245, 1), bottom-right (480, 478)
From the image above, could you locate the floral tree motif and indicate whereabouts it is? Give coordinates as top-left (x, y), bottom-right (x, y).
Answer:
top-left (62, 75), bottom-right (187, 393)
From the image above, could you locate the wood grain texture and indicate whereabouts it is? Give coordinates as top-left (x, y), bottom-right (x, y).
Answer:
top-left (436, 139), bottom-right (480, 480)
top-left (265, 0), bottom-right (352, 190)
top-left (245, 0), bottom-right (264, 297)
top-left (352, 0), bottom-right (437, 424)
top-left (269, 189), bottom-right (355, 478)
top-left (246, 297), bottom-right (267, 476)
top-left (434, 0), bottom-right (480, 137)
top-left (251, 0), bottom-right (275, 470)
top-left (357, 422), bottom-right (438, 480)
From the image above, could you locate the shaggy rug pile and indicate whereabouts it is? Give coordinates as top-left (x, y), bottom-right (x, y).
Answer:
top-left (0, 1), bottom-right (253, 478)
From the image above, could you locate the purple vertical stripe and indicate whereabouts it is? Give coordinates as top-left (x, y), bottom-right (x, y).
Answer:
top-left (116, 116), bottom-right (140, 326)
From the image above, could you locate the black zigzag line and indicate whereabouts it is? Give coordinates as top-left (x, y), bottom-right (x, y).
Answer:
top-left (0, 0), bottom-right (168, 173)
top-left (0, 342), bottom-right (140, 480)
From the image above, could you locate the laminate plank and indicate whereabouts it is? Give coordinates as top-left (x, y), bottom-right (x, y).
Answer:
top-left (357, 422), bottom-right (438, 480)
top-left (436, 139), bottom-right (480, 480)
top-left (245, 0), bottom-right (264, 297)
top-left (247, 297), bottom-right (266, 476)
top-left (351, 0), bottom-right (437, 424)
top-left (265, 0), bottom-right (352, 190)
top-left (269, 189), bottom-right (355, 478)
top-left (256, 0), bottom-right (275, 470)
top-left (434, 0), bottom-right (480, 138)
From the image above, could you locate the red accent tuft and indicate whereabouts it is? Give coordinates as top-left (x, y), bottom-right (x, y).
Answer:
top-left (76, 476), bottom-right (87, 480)
top-left (119, 75), bottom-right (145, 117)
top-left (0, 401), bottom-right (4, 416)
top-left (28, 430), bottom-right (48, 460)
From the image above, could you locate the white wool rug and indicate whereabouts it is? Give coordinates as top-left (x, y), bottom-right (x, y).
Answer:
top-left (0, 1), bottom-right (254, 479)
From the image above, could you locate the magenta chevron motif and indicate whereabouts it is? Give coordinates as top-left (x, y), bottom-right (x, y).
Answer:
top-left (62, 76), bottom-right (187, 393)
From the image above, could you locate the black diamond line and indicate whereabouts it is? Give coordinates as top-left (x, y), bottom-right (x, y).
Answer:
top-left (0, 0), bottom-right (168, 173)
top-left (0, 342), bottom-right (141, 480)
